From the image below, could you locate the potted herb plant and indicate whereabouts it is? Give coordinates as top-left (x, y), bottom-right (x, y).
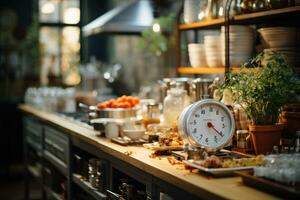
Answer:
top-left (221, 52), bottom-right (300, 154)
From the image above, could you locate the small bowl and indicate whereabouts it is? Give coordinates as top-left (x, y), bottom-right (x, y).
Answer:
top-left (122, 128), bottom-right (146, 140)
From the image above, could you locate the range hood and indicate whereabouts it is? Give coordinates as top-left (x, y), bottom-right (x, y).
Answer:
top-left (82, 0), bottom-right (154, 36)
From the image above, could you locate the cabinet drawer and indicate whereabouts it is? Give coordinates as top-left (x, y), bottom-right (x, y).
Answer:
top-left (44, 126), bottom-right (69, 166)
top-left (25, 118), bottom-right (43, 150)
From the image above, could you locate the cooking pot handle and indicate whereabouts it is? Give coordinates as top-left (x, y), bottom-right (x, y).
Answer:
top-left (79, 102), bottom-right (97, 111)
top-left (79, 102), bottom-right (89, 110)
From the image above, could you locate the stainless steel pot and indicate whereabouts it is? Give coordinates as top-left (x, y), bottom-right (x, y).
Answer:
top-left (191, 78), bottom-right (214, 101)
top-left (79, 103), bottom-right (138, 119)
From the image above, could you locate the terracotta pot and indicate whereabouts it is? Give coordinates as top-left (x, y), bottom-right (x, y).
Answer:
top-left (249, 124), bottom-right (283, 155)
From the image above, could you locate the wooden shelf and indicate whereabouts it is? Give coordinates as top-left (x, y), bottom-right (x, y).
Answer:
top-left (179, 6), bottom-right (300, 30)
top-left (72, 174), bottom-right (106, 200)
top-left (177, 67), bottom-right (241, 74)
top-left (179, 18), bottom-right (224, 30)
top-left (178, 67), bottom-right (300, 75)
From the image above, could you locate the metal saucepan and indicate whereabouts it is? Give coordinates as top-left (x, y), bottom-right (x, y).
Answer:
top-left (79, 103), bottom-right (138, 119)
top-left (90, 117), bottom-right (143, 137)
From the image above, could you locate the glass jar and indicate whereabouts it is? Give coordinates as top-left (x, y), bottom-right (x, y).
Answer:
top-left (236, 130), bottom-right (249, 149)
top-left (240, 0), bottom-right (255, 13)
top-left (163, 88), bottom-right (190, 127)
top-left (143, 103), bottom-right (160, 128)
top-left (206, 0), bottom-right (220, 19)
top-left (183, 0), bottom-right (201, 23)
top-left (198, 0), bottom-right (209, 21)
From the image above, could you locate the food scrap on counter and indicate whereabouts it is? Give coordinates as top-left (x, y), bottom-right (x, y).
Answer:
top-left (124, 151), bottom-right (133, 156)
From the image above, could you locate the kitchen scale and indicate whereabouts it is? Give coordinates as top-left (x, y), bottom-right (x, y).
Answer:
top-left (176, 99), bottom-right (236, 160)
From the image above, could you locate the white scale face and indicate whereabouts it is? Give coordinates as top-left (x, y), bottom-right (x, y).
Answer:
top-left (178, 99), bottom-right (235, 151)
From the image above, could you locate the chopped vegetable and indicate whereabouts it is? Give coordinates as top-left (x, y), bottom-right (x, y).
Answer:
top-left (97, 95), bottom-right (140, 109)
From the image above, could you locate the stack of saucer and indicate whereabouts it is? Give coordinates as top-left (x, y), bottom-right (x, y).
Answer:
top-left (204, 35), bottom-right (222, 68)
top-left (221, 25), bottom-right (255, 67)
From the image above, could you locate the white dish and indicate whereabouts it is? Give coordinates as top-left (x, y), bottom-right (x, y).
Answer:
top-left (122, 128), bottom-right (146, 140)
top-left (183, 160), bottom-right (254, 175)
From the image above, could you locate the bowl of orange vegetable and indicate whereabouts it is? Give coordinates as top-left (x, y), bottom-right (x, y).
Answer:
top-left (93, 95), bottom-right (140, 119)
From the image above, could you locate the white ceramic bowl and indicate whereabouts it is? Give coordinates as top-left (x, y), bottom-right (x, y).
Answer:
top-left (263, 49), bottom-right (300, 67)
top-left (258, 27), bottom-right (297, 48)
top-left (222, 55), bottom-right (251, 67)
top-left (123, 128), bottom-right (146, 140)
top-left (206, 57), bottom-right (223, 68)
top-left (189, 58), bottom-right (207, 68)
top-left (189, 47), bottom-right (207, 67)
top-left (221, 25), bottom-right (254, 33)
top-left (188, 43), bottom-right (204, 49)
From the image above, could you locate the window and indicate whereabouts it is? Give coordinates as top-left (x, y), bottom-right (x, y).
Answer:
top-left (39, 0), bottom-right (80, 86)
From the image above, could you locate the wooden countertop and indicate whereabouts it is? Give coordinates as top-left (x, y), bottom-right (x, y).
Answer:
top-left (19, 105), bottom-right (281, 200)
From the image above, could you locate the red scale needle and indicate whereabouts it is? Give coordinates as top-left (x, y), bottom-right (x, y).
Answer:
top-left (207, 122), bottom-right (223, 137)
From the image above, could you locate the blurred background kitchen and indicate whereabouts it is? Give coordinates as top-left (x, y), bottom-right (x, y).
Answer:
top-left (0, 0), bottom-right (181, 197)
top-left (1, 0), bottom-right (300, 199)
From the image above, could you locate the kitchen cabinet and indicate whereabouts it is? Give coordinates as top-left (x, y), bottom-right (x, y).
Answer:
top-left (20, 104), bottom-right (280, 200)
top-left (24, 117), bottom-right (70, 200)
top-left (176, 5), bottom-right (300, 75)
top-left (22, 109), bottom-right (200, 200)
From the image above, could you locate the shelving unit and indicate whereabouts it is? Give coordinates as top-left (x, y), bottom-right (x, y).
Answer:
top-left (176, 6), bottom-right (300, 75)
top-left (178, 6), bottom-right (300, 30)
top-left (177, 67), bottom-right (241, 74)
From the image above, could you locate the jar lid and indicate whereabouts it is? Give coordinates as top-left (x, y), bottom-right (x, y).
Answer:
top-left (147, 103), bottom-right (159, 109)
top-left (167, 88), bottom-right (187, 96)
top-left (236, 130), bottom-right (248, 135)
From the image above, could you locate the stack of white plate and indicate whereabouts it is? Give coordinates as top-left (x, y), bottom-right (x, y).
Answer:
top-left (258, 27), bottom-right (299, 68)
top-left (204, 35), bottom-right (222, 68)
top-left (258, 27), bottom-right (298, 48)
top-left (221, 25), bottom-right (255, 67)
top-left (188, 43), bottom-right (207, 68)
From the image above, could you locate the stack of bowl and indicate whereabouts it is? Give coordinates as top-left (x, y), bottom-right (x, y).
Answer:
top-left (204, 35), bottom-right (222, 68)
top-left (263, 47), bottom-right (300, 67)
top-left (221, 25), bottom-right (255, 67)
top-left (188, 43), bottom-right (207, 68)
top-left (258, 27), bottom-right (300, 67)
top-left (258, 27), bottom-right (297, 48)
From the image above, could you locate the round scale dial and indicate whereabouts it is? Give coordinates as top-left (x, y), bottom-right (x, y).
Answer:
top-left (178, 99), bottom-right (235, 151)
